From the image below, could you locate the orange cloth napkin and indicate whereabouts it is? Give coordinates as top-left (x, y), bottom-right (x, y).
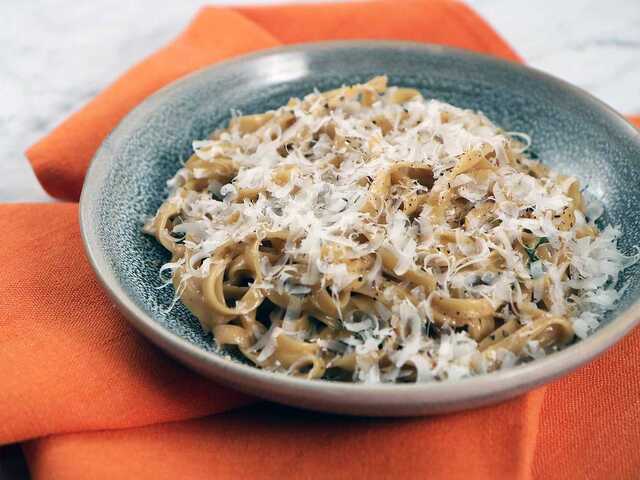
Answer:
top-left (2, 1), bottom-right (638, 478)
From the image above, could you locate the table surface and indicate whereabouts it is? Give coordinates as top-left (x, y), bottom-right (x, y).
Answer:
top-left (1, 1), bottom-right (639, 478)
top-left (2, 0), bottom-right (639, 203)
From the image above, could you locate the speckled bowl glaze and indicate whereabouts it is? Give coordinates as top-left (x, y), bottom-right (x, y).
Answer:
top-left (80, 41), bottom-right (640, 416)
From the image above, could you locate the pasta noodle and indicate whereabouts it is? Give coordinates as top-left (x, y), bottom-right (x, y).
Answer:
top-left (145, 76), bottom-right (636, 383)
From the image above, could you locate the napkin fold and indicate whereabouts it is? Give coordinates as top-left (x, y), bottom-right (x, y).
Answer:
top-left (4, 0), bottom-right (638, 478)
top-left (23, 395), bottom-right (544, 480)
top-left (0, 203), bottom-right (252, 445)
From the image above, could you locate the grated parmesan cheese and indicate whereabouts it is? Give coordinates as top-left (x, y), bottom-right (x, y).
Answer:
top-left (146, 76), bottom-right (638, 383)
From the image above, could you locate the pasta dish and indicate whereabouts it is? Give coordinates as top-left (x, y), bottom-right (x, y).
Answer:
top-left (145, 77), bottom-right (634, 382)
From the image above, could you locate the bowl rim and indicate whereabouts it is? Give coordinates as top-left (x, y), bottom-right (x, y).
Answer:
top-left (80, 40), bottom-right (640, 411)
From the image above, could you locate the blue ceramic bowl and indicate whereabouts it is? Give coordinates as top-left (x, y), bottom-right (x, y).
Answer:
top-left (80, 41), bottom-right (640, 416)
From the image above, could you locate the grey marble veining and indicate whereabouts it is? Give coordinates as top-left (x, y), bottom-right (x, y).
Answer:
top-left (1, 0), bottom-right (639, 202)
top-left (470, 0), bottom-right (640, 113)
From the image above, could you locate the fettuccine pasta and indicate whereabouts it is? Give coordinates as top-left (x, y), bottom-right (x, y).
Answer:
top-left (145, 76), bottom-right (635, 383)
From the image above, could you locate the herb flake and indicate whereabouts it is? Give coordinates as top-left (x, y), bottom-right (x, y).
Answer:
top-left (524, 237), bottom-right (549, 264)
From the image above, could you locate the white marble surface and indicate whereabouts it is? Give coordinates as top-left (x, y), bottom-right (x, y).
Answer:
top-left (2, 0), bottom-right (639, 202)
